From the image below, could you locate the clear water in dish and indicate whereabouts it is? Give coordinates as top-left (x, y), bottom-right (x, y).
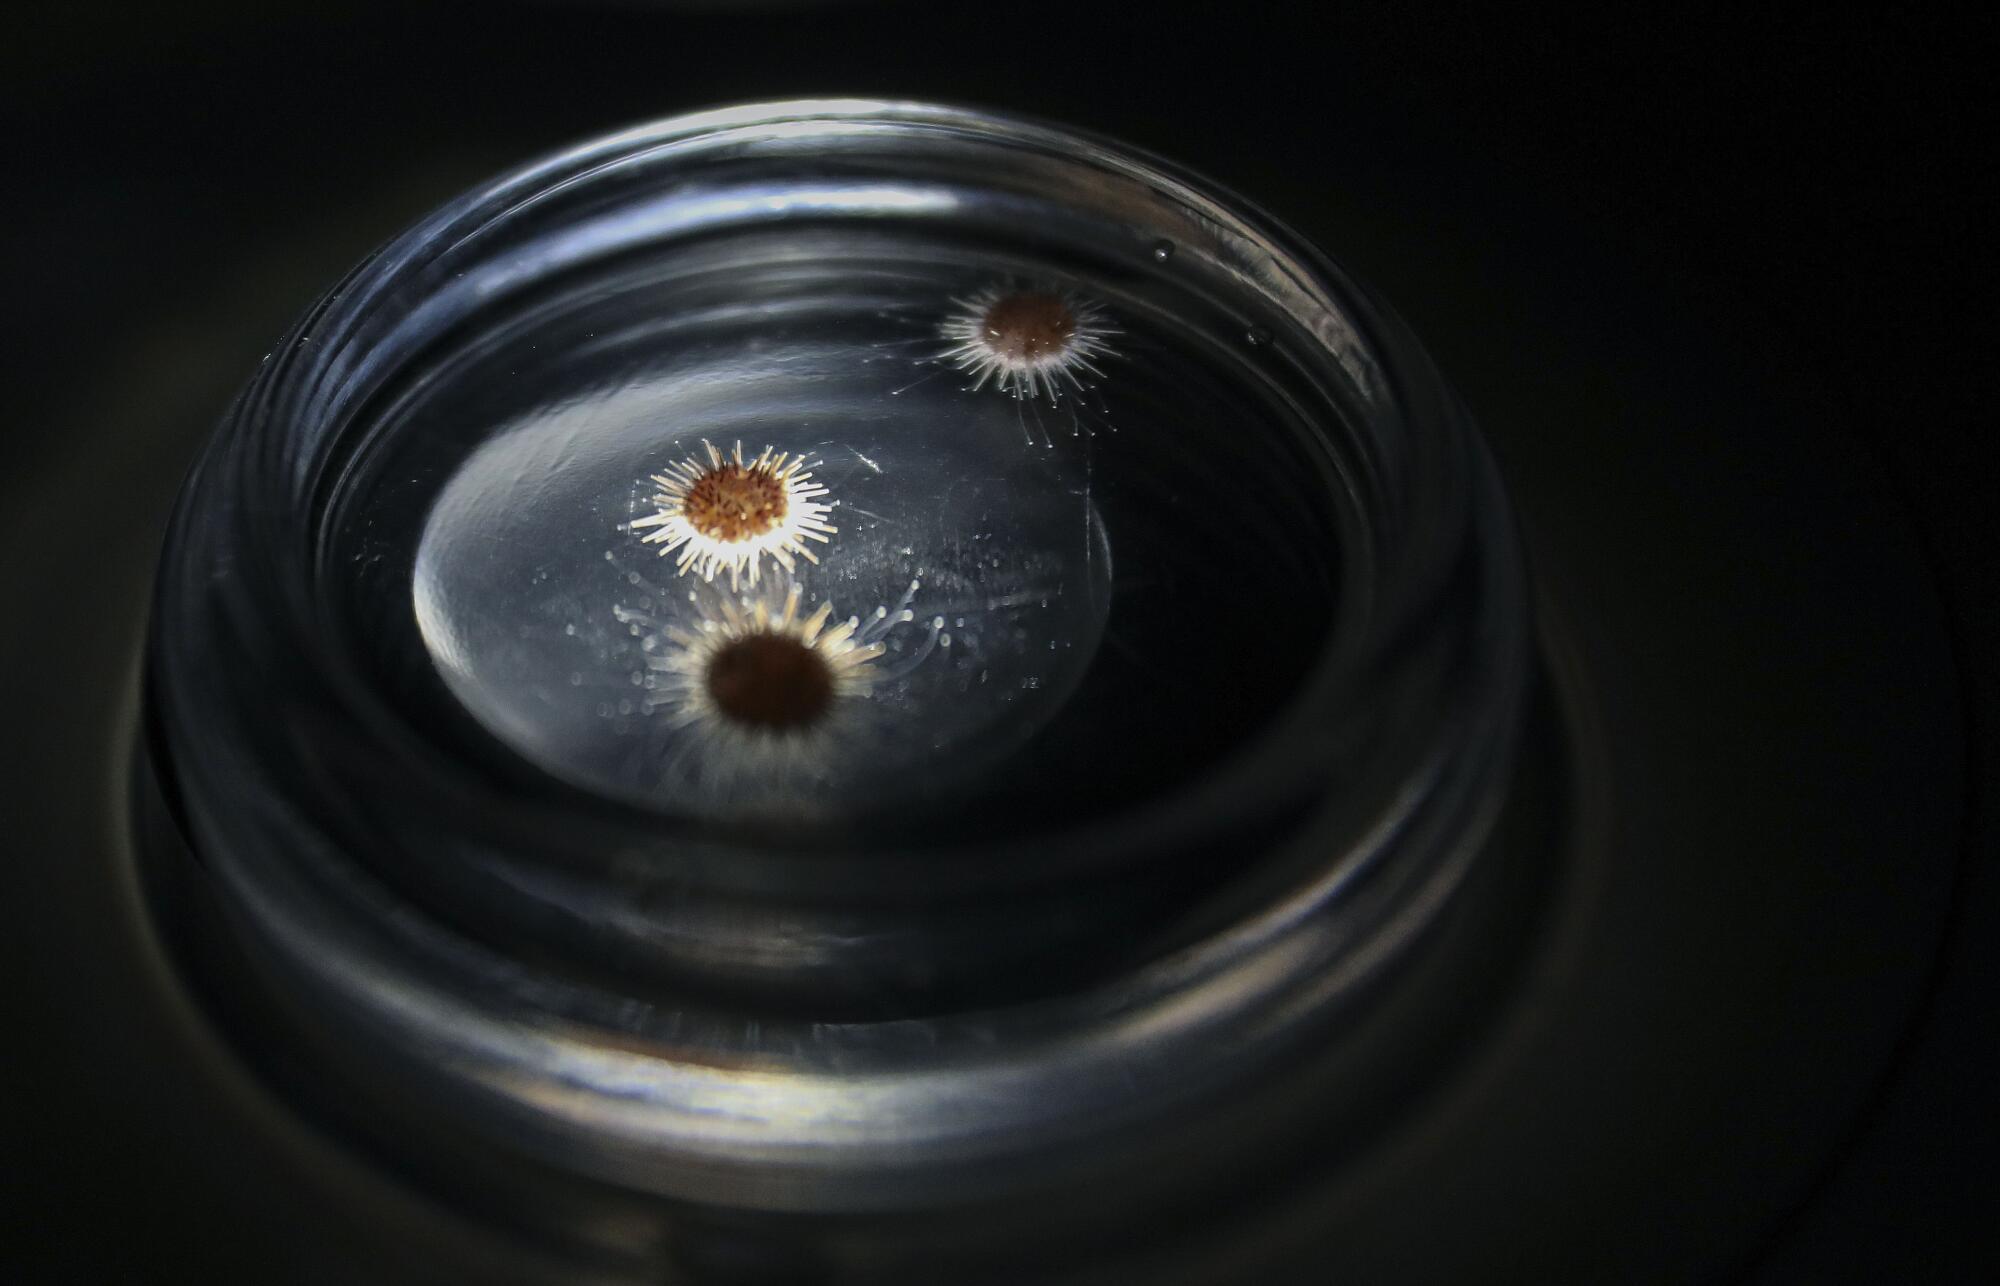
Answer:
top-left (333, 227), bottom-right (1347, 828)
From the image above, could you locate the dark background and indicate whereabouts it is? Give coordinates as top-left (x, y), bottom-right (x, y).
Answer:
top-left (2, 2), bottom-right (1995, 1281)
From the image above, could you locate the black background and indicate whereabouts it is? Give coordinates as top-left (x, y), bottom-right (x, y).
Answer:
top-left (2, 2), bottom-right (1995, 1281)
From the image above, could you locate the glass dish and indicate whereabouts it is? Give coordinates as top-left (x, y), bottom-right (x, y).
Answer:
top-left (140, 99), bottom-right (1532, 1277)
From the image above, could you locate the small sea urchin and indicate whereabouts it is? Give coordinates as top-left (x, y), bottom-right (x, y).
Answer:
top-left (619, 580), bottom-right (934, 801)
top-left (938, 285), bottom-right (1118, 402)
top-left (649, 581), bottom-right (894, 730)
top-left (628, 440), bottom-right (836, 588)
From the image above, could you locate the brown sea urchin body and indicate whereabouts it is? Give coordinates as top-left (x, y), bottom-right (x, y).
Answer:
top-left (705, 633), bottom-right (835, 730)
top-left (681, 463), bottom-right (788, 544)
top-left (981, 291), bottom-right (1078, 364)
